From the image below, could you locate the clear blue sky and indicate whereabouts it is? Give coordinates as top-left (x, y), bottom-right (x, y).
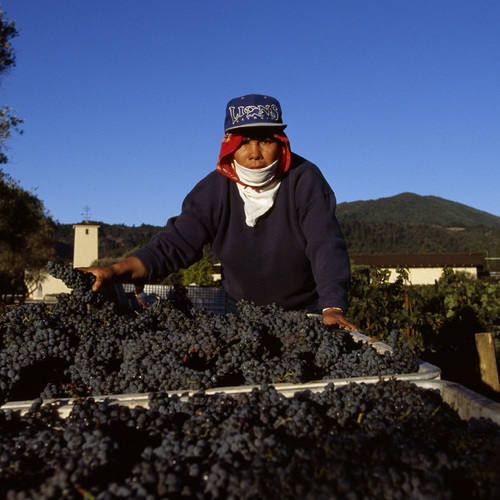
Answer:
top-left (1, 0), bottom-right (499, 226)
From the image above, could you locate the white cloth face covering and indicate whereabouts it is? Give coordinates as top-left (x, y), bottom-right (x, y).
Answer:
top-left (234, 159), bottom-right (281, 227)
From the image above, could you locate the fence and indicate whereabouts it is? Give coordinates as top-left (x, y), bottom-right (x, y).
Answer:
top-left (121, 284), bottom-right (227, 314)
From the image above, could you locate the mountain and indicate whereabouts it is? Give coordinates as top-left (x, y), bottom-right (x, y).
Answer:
top-left (53, 193), bottom-right (500, 262)
top-left (336, 193), bottom-right (500, 255)
top-left (336, 192), bottom-right (500, 229)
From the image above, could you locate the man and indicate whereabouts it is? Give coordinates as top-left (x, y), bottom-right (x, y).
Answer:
top-left (81, 94), bottom-right (356, 329)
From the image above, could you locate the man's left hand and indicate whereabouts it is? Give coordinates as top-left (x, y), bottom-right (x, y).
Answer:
top-left (322, 308), bottom-right (357, 331)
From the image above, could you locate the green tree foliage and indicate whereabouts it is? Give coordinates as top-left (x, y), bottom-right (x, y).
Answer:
top-left (348, 267), bottom-right (415, 342)
top-left (348, 267), bottom-right (500, 399)
top-left (0, 5), bottom-right (156, 299)
top-left (0, 8), bottom-right (23, 165)
top-left (0, 171), bottom-right (56, 300)
top-left (0, 8), bottom-right (17, 73)
top-left (341, 219), bottom-right (500, 255)
top-left (181, 255), bottom-right (215, 286)
top-left (162, 246), bottom-right (219, 287)
top-left (0, 11), bottom-right (48, 302)
top-left (0, 106), bottom-right (23, 165)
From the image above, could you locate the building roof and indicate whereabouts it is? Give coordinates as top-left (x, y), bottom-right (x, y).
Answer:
top-left (350, 253), bottom-right (484, 268)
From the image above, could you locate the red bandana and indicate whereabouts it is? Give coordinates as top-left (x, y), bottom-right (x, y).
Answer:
top-left (216, 131), bottom-right (291, 187)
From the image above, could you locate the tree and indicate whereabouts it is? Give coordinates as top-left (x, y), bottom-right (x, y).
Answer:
top-left (182, 255), bottom-right (215, 286)
top-left (181, 245), bottom-right (221, 286)
top-left (0, 8), bottom-right (23, 164)
top-left (0, 7), bottom-right (17, 74)
top-left (0, 10), bottom-right (54, 303)
top-left (0, 105), bottom-right (23, 164)
top-left (0, 170), bottom-right (56, 302)
top-left (154, 245), bottom-right (219, 287)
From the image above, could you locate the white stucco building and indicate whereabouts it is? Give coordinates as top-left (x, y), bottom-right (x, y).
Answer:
top-left (350, 253), bottom-right (484, 285)
top-left (29, 223), bottom-right (100, 300)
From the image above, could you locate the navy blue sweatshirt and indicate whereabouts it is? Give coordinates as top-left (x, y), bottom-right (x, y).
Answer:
top-left (132, 153), bottom-right (351, 311)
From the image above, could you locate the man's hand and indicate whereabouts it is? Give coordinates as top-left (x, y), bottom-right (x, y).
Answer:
top-left (322, 308), bottom-right (357, 331)
top-left (78, 256), bottom-right (148, 292)
top-left (78, 265), bottom-right (119, 292)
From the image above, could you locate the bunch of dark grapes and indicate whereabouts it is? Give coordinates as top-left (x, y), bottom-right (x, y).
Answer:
top-left (1, 262), bottom-right (420, 405)
top-left (0, 380), bottom-right (499, 499)
top-left (46, 261), bottom-right (107, 305)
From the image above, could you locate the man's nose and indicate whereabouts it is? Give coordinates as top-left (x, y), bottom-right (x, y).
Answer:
top-left (248, 141), bottom-right (262, 158)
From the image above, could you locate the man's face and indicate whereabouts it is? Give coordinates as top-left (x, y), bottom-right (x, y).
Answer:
top-left (233, 129), bottom-right (281, 169)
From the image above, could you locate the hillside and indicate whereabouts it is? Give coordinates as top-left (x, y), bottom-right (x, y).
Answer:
top-left (336, 193), bottom-right (500, 255)
top-left (55, 223), bottom-right (163, 264)
top-left (336, 192), bottom-right (500, 229)
top-left (54, 193), bottom-right (500, 262)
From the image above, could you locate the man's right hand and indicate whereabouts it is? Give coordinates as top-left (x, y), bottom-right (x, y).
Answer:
top-left (78, 256), bottom-right (148, 292)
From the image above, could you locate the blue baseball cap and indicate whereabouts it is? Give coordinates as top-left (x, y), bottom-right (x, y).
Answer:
top-left (224, 94), bottom-right (287, 132)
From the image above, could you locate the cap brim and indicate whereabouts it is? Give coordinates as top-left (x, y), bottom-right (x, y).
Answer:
top-left (225, 123), bottom-right (287, 133)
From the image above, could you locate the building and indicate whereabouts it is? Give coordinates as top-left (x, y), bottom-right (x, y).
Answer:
top-left (72, 223), bottom-right (99, 268)
top-left (350, 252), bottom-right (484, 285)
top-left (29, 223), bottom-right (100, 300)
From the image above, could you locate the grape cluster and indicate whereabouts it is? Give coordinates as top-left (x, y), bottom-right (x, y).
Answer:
top-left (0, 381), bottom-right (499, 499)
top-left (0, 263), bottom-right (419, 405)
top-left (45, 261), bottom-right (108, 305)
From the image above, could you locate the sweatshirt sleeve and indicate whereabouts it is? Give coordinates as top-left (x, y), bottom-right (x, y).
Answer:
top-left (294, 163), bottom-right (351, 311)
top-left (131, 174), bottom-right (220, 281)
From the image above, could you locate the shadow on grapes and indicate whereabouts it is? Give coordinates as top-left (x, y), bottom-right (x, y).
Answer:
top-left (9, 358), bottom-right (71, 402)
